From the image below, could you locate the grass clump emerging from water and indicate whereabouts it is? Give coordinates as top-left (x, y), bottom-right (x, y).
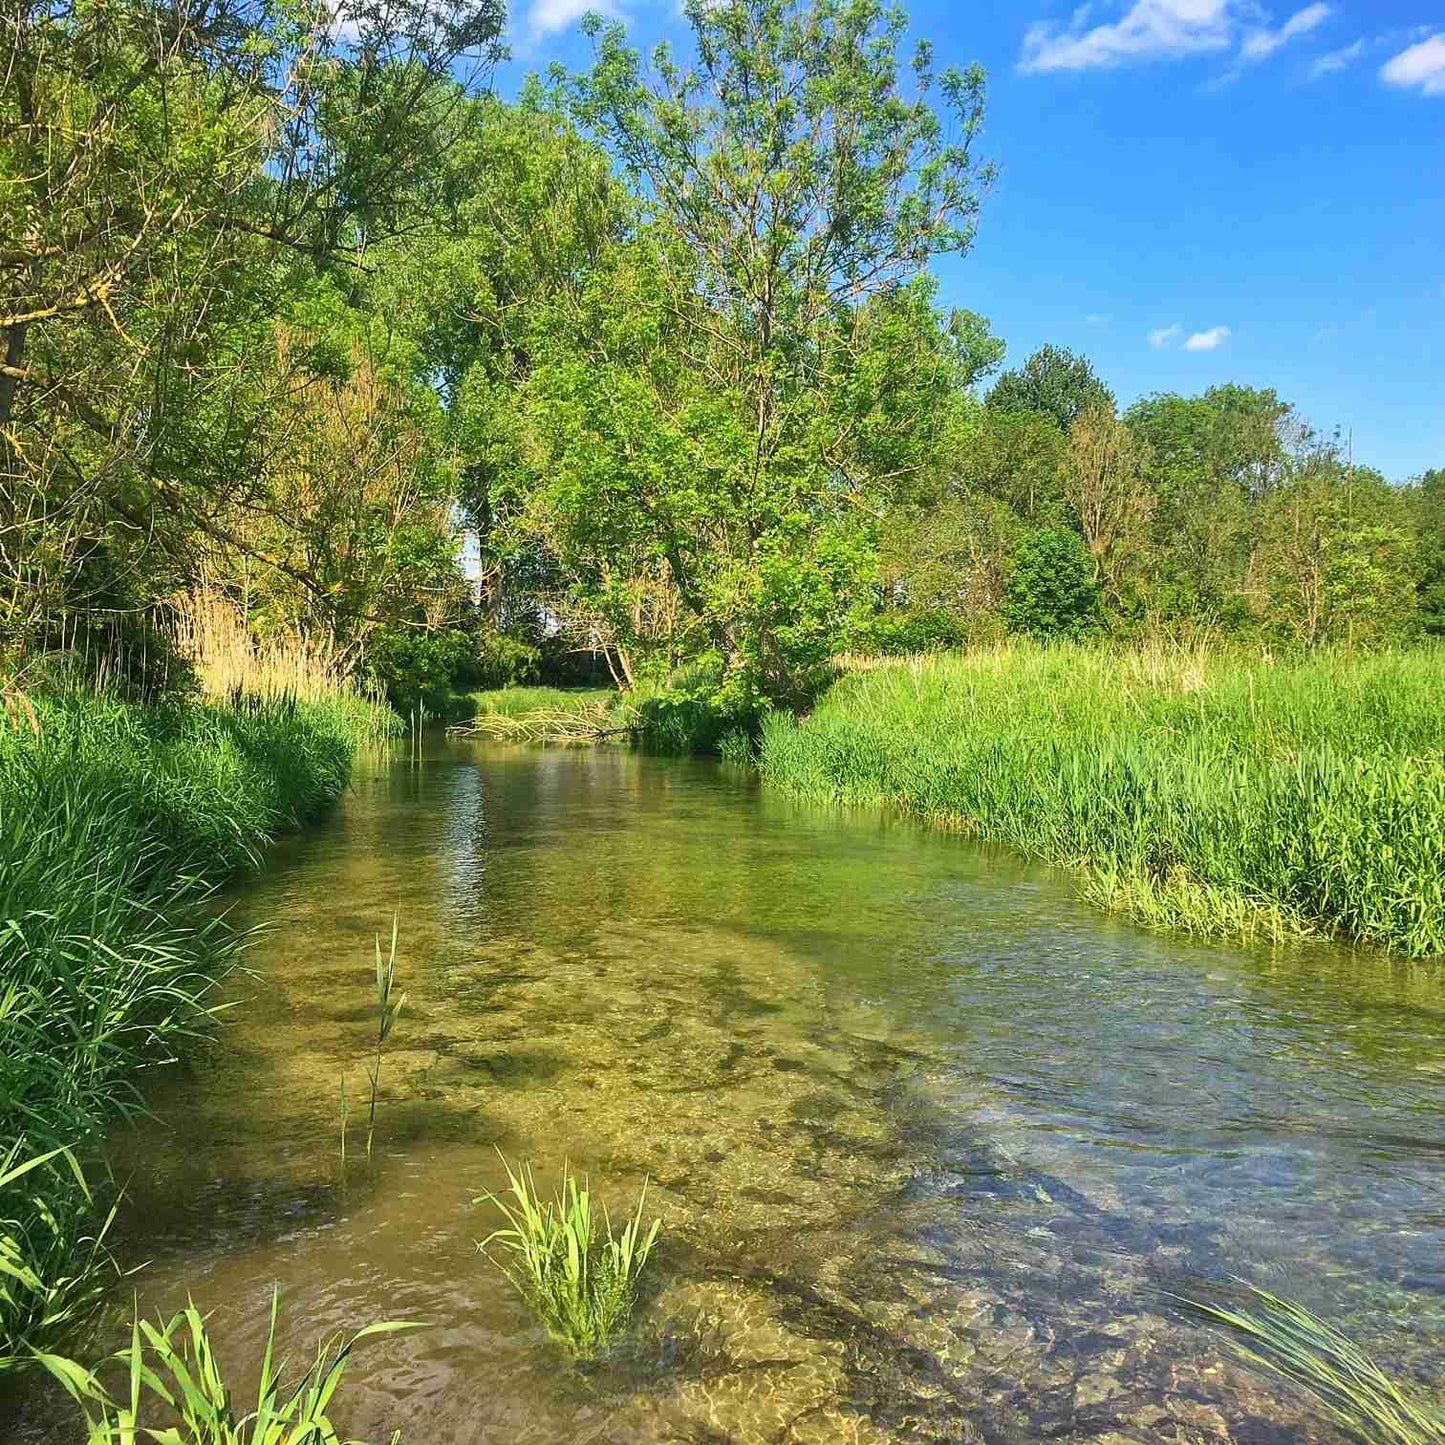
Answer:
top-left (476, 1156), bottom-right (660, 1360)
top-left (759, 643), bottom-right (1445, 956)
top-left (1183, 1284), bottom-right (1445, 1445)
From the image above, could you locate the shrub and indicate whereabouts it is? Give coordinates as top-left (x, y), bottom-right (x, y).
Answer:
top-left (1001, 527), bottom-right (1102, 640)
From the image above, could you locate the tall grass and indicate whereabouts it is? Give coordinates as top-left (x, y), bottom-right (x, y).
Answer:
top-left (37, 1288), bottom-right (417, 1444)
top-left (759, 644), bottom-right (1445, 956)
top-left (0, 685), bottom-right (384, 1368)
top-left (476, 1155), bottom-right (661, 1360)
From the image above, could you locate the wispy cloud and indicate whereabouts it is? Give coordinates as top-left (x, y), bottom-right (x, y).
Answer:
top-left (1020, 0), bottom-right (1234, 73)
top-left (1020, 0), bottom-right (1342, 76)
top-left (1184, 325), bottom-right (1232, 351)
top-left (1149, 322), bottom-right (1182, 348)
top-left (1380, 34), bottom-right (1445, 95)
top-left (1310, 37), bottom-right (1364, 75)
top-left (1239, 3), bottom-right (1332, 65)
top-left (527, 0), bottom-right (622, 38)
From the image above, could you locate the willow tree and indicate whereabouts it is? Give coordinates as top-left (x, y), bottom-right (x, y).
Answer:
top-left (519, 0), bottom-right (992, 701)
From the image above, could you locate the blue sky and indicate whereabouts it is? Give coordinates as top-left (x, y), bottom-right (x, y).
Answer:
top-left (503, 1), bottom-right (1444, 481)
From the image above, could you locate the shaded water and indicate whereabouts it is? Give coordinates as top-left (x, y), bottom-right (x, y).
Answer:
top-left (15, 742), bottom-right (1445, 1442)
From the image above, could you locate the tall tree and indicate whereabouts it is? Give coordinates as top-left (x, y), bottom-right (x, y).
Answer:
top-left (519, 0), bottom-right (992, 699)
top-left (0, 0), bottom-right (504, 660)
top-left (985, 343), bottom-right (1113, 432)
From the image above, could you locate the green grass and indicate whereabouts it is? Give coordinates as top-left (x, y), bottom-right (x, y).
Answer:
top-left (1181, 1284), bottom-right (1445, 1444)
top-left (37, 1287), bottom-right (418, 1444)
top-left (463, 687), bottom-right (618, 721)
top-left (759, 643), bottom-right (1445, 956)
top-left (475, 1155), bottom-right (660, 1360)
top-left (0, 684), bottom-right (385, 1369)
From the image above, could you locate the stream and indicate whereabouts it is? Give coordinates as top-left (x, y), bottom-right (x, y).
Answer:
top-left (14, 740), bottom-right (1445, 1442)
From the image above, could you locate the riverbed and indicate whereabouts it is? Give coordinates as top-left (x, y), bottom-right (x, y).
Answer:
top-left (16, 741), bottom-right (1445, 1441)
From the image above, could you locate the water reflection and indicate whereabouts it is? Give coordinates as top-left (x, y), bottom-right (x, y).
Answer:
top-left (11, 741), bottom-right (1444, 1443)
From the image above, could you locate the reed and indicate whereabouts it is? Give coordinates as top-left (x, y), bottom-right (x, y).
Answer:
top-left (365, 917), bottom-right (406, 1159)
top-left (1181, 1284), bottom-right (1445, 1445)
top-left (0, 684), bottom-right (381, 1369)
top-left (475, 1155), bottom-right (660, 1360)
top-left (36, 1288), bottom-right (418, 1444)
top-left (759, 643), bottom-right (1445, 956)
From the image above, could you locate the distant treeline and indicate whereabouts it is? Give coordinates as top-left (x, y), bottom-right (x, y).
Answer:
top-left (4, 0), bottom-right (1439, 716)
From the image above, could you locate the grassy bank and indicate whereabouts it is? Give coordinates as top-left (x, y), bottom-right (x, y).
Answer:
top-left (759, 645), bottom-right (1445, 957)
top-left (0, 685), bottom-right (387, 1368)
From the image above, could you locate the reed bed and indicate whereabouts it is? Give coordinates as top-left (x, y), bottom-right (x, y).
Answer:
top-left (0, 684), bottom-right (382, 1368)
top-left (759, 644), bottom-right (1445, 956)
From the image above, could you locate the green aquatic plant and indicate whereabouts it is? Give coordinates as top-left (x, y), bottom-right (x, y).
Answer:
top-left (36, 1288), bottom-right (417, 1444)
top-left (0, 1146), bottom-right (115, 1373)
top-left (1182, 1283), bottom-right (1445, 1445)
top-left (365, 916), bottom-right (406, 1159)
top-left (475, 1154), bottom-right (661, 1360)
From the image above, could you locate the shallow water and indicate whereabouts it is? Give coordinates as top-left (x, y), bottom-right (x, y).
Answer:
top-left (12, 741), bottom-right (1445, 1442)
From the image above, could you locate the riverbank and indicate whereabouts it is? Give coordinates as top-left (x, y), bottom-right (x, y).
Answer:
top-left (0, 685), bottom-right (388, 1369)
top-left (759, 644), bottom-right (1445, 957)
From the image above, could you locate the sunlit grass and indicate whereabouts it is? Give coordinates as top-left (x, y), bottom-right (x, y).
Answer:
top-left (36, 1288), bottom-right (418, 1444)
top-left (760, 642), bottom-right (1445, 956)
top-left (475, 1155), bottom-right (660, 1360)
top-left (1182, 1284), bottom-right (1445, 1445)
top-left (0, 684), bottom-right (376, 1368)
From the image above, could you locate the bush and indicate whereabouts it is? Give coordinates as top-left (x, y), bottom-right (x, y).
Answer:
top-left (848, 608), bottom-right (969, 656)
top-left (1001, 528), bottom-right (1102, 641)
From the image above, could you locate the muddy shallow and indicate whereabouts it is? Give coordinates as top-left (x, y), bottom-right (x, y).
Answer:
top-left (11, 742), bottom-right (1445, 1441)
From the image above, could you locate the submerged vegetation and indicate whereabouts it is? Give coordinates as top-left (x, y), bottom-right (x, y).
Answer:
top-left (476, 1156), bottom-right (661, 1360)
top-left (1182, 1284), bottom-right (1445, 1445)
top-left (761, 644), bottom-right (1445, 956)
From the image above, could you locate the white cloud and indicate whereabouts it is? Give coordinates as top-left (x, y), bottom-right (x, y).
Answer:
top-left (1380, 34), bottom-right (1445, 95)
top-left (1239, 3), bottom-right (1332, 64)
top-left (1311, 37), bottom-right (1364, 75)
top-left (1086, 312), bottom-right (1110, 325)
top-left (527, 0), bottom-right (621, 37)
top-left (1149, 322), bottom-right (1182, 348)
top-left (1184, 325), bottom-right (1232, 351)
top-left (1020, 0), bottom-right (1234, 73)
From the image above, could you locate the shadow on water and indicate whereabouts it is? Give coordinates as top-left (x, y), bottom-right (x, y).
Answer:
top-left (9, 740), bottom-right (1445, 1442)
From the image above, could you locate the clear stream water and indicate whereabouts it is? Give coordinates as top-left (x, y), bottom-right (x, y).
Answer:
top-left (11, 741), bottom-right (1445, 1443)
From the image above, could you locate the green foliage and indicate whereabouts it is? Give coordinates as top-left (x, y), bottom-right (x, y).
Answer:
top-left (986, 344), bottom-right (1115, 431)
top-left (849, 609), bottom-right (970, 656)
top-left (1001, 528), bottom-right (1102, 640)
top-left (758, 644), bottom-right (1445, 956)
top-left (0, 686), bottom-right (376, 1367)
top-left (1181, 1284), bottom-right (1445, 1445)
top-left (1414, 470), bottom-right (1445, 636)
top-left (476, 1155), bottom-right (661, 1361)
top-left (37, 1289), bottom-right (419, 1444)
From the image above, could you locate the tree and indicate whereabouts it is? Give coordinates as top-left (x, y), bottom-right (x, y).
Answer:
top-left (1251, 460), bottom-right (1418, 648)
top-left (0, 0), bottom-right (505, 664)
top-left (986, 344), bottom-right (1114, 432)
top-left (1409, 468), bottom-right (1445, 636)
top-left (522, 0), bottom-right (992, 700)
top-left (1062, 406), bottom-right (1155, 612)
top-left (1001, 527), bottom-right (1101, 640)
